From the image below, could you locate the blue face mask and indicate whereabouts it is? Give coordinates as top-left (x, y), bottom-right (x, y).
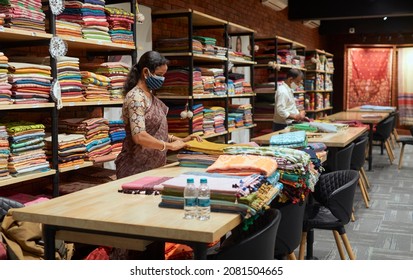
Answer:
top-left (146, 72), bottom-right (165, 90)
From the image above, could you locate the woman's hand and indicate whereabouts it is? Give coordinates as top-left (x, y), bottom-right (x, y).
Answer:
top-left (168, 140), bottom-right (187, 151)
top-left (183, 134), bottom-right (203, 143)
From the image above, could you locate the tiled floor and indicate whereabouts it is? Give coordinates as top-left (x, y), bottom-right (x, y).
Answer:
top-left (302, 143), bottom-right (413, 260)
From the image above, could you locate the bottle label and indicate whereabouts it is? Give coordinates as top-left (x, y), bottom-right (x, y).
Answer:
top-left (184, 197), bottom-right (197, 207)
top-left (198, 198), bottom-right (210, 207)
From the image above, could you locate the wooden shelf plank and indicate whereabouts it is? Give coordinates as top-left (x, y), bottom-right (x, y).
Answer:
top-left (160, 52), bottom-right (227, 62)
top-left (306, 106), bottom-right (333, 113)
top-left (59, 161), bottom-right (94, 173)
top-left (227, 93), bottom-right (256, 98)
top-left (158, 94), bottom-right (227, 100)
top-left (62, 100), bottom-right (123, 107)
top-left (0, 103), bottom-right (55, 110)
top-left (254, 118), bottom-right (273, 122)
top-left (0, 170), bottom-right (56, 188)
top-left (306, 69), bottom-right (326, 73)
top-left (229, 124), bottom-right (256, 133)
top-left (305, 90), bottom-right (333, 93)
top-left (201, 131), bottom-right (228, 139)
top-left (152, 9), bottom-right (227, 26)
top-left (0, 27), bottom-right (52, 41)
top-left (229, 58), bottom-right (256, 65)
top-left (60, 35), bottom-right (135, 51)
top-left (227, 22), bottom-right (255, 34)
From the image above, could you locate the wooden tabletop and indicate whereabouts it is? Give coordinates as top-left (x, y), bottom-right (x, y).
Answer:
top-left (11, 165), bottom-right (241, 245)
top-left (251, 126), bottom-right (368, 147)
top-left (347, 106), bottom-right (396, 112)
top-left (323, 111), bottom-right (389, 124)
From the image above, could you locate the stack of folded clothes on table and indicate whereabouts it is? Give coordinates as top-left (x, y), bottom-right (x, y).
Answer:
top-left (270, 130), bottom-right (307, 149)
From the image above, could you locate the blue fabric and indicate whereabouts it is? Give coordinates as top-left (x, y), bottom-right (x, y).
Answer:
top-left (270, 130), bottom-right (307, 148)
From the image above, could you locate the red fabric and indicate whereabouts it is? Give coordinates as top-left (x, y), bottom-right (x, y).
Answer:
top-left (84, 247), bottom-right (111, 260)
top-left (347, 48), bottom-right (393, 109)
top-left (0, 242), bottom-right (7, 260)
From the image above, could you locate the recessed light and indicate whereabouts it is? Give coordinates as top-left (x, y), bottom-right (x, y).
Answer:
top-left (383, 16), bottom-right (388, 20)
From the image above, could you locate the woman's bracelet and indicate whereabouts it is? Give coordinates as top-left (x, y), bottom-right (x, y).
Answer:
top-left (169, 135), bottom-right (175, 142)
top-left (159, 140), bottom-right (166, 151)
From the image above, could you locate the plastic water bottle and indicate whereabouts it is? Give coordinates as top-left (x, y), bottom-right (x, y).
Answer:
top-left (183, 178), bottom-right (197, 219)
top-left (197, 178), bottom-right (210, 221)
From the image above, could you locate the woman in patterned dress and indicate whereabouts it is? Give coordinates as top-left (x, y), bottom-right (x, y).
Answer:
top-left (115, 51), bottom-right (201, 179)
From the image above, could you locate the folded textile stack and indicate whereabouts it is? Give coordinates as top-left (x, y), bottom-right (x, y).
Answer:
top-left (184, 139), bottom-right (250, 155)
top-left (199, 68), bottom-right (226, 96)
top-left (0, 124), bottom-right (10, 180)
top-left (55, 19), bottom-right (82, 37)
top-left (228, 72), bottom-right (245, 95)
top-left (57, 56), bottom-right (84, 103)
top-left (211, 106), bottom-right (225, 134)
top-left (6, 121), bottom-right (49, 177)
top-left (254, 82), bottom-right (275, 94)
top-left (228, 112), bottom-right (243, 129)
top-left (160, 171), bottom-right (281, 218)
top-left (155, 38), bottom-right (203, 53)
top-left (0, 12), bottom-right (5, 25)
top-left (8, 62), bottom-right (51, 104)
top-left (166, 104), bottom-right (190, 138)
top-left (93, 62), bottom-right (129, 100)
top-left (289, 123), bottom-right (318, 132)
top-left (57, 0), bottom-right (111, 42)
top-left (108, 120), bottom-right (125, 155)
top-left (193, 36), bottom-right (217, 56)
top-left (45, 133), bottom-right (87, 169)
top-left (270, 130), bottom-right (308, 149)
top-left (228, 50), bottom-right (252, 62)
top-left (0, 52), bottom-right (12, 105)
top-left (0, 0), bottom-right (46, 32)
top-left (104, 7), bottom-right (134, 46)
top-left (80, 71), bottom-right (110, 101)
top-left (176, 150), bottom-right (219, 168)
top-left (223, 145), bottom-right (320, 203)
top-left (191, 103), bottom-right (204, 134)
top-left (59, 118), bottom-right (111, 161)
top-left (156, 68), bottom-right (203, 97)
top-left (229, 103), bottom-right (253, 127)
top-left (202, 108), bottom-right (215, 136)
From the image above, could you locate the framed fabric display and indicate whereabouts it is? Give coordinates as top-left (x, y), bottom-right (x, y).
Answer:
top-left (397, 47), bottom-right (413, 126)
top-left (346, 47), bottom-right (393, 109)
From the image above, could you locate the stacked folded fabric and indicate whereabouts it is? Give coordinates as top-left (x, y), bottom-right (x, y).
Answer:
top-left (254, 82), bottom-right (275, 94)
top-left (0, 0), bottom-right (46, 32)
top-left (8, 62), bottom-right (51, 104)
top-left (176, 150), bottom-right (219, 168)
top-left (0, 124), bottom-right (10, 180)
top-left (92, 62), bottom-right (130, 100)
top-left (228, 73), bottom-right (245, 94)
top-left (57, 0), bottom-right (111, 42)
top-left (159, 171), bottom-right (281, 218)
top-left (104, 7), bottom-right (134, 46)
top-left (108, 120), bottom-right (125, 155)
top-left (202, 108), bottom-right (215, 136)
top-left (199, 68), bottom-right (226, 96)
top-left (270, 130), bottom-right (308, 149)
top-left (166, 103), bottom-right (189, 138)
top-left (6, 121), bottom-right (49, 177)
top-left (0, 12), bottom-right (5, 25)
top-left (80, 71), bottom-right (110, 101)
top-left (56, 19), bottom-right (82, 37)
top-left (155, 38), bottom-right (203, 53)
top-left (57, 56), bottom-right (84, 103)
top-left (192, 36), bottom-right (217, 56)
top-left (223, 145), bottom-right (320, 204)
top-left (191, 103), bottom-right (204, 134)
top-left (45, 133), bottom-right (87, 169)
top-left (211, 106), bottom-right (225, 133)
top-left (156, 68), bottom-right (201, 97)
top-left (0, 52), bottom-right (12, 105)
top-left (229, 103), bottom-right (253, 128)
top-left (184, 139), bottom-right (249, 155)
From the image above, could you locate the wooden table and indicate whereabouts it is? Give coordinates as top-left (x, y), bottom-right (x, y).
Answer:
top-left (11, 164), bottom-right (241, 260)
top-left (252, 126), bottom-right (368, 148)
top-left (347, 106), bottom-right (396, 112)
top-left (323, 111), bottom-right (390, 170)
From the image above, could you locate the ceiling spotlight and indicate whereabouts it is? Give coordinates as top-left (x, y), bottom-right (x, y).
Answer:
top-left (383, 16), bottom-right (388, 20)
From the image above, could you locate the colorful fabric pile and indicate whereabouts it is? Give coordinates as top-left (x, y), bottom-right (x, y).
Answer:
top-left (80, 71), bottom-right (110, 101)
top-left (93, 62), bottom-right (130, 100)
top-left (108, 120), bottom-right (125, 155)
top-left (57, 0), bottom-right (111, 42)
top-left (0, 124), bottom-right (10, 180)
top-left (211, 106), bottom-right (225, 134)
top-left (57, 56), bottom-right (84, 103)
top-left (199, 67), bottom-right (226, 96)
top-left (166, 104), bottom-right (190, 138)
top-left (0, 52), bottom-right (12, 105)
top-left (104, 7), bottom-right (134, 46)
top-left (229, 103), bottom-right (253, 128)
top-left (228, 72), bottom-right (245, 95)
top-left (6, 121), bottom-right (49, 177)
top-left (59, 118), bottom-right (111, 161)
top-left (157, 68), bottom-right (204, 97)
top-left (193, 36), bottom-right (217, 56)
top-left (191, 103), bottom-right (204, 134)
top-left (56, 19), bottom-right (82, 37)
top-left (8, 62), bottom-right (51, 105)
top-left (176, 150), bottom-right (219, 168)
top-left (269, 130), bottom-right (308, 149)
top-left (45, 133), bottom-right (87, 169)
top-left (223, 145), bottom-right (320, 204)
top-left (155, 38), bottom-right (202, 53)
top-left (0, 12), bottom-right (5, 25)
top-left (0, 0), bottom-right (46, 32)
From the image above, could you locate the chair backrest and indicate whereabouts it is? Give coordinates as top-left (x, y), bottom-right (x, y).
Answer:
top-left (326, 142), bottom-right (355, 172)
top-left (313, 170), bottom-right (359, 224)
top-left (350, 136), bottom-right (368, 170)
top-left (0, 197), bottom-right (24, 223)
top-left (409, 126), bottom-right (413, 137)
top-left (273, 200), bottom-right (306, 257)
top-left (375, 116), bottom-right (394, 139)
top-left (216, 208), bottom-right (281, 260)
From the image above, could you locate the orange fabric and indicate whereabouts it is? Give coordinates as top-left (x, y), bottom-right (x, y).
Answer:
top-left (206, 154), bottom-right (278, 176)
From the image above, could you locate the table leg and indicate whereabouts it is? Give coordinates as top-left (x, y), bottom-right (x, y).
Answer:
top-left (43, 225), bottom-right (56, 260)
top-left (192, 243), bottom-right (208, 260)
top-left (305, 229), bottom-right (317, 260)
top-left (368, 124), bottom-right (373, 171)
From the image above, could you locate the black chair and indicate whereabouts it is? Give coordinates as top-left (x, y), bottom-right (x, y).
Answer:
top-left (389, 111), bottom-right (400, 148)
top-left (0, 197), bottom-right (24, 223)
top-left (272, 200), bottom-right (306, 260)
top-left (213, 208), bottom-right (281, 260)
top-left (298, 170), bottom-right (359, 260)
top-left (350, 136), bottom-right (370, 208)
top-left (373, 116), bottom-right (395, 164)
top-left (396, 126), bottom-right (413, 169)
top-left (325, 142), bottom-right (355, 172)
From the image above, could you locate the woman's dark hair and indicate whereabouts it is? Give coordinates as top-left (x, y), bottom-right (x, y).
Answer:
top-left (123, 51), bottom-right (169, 95)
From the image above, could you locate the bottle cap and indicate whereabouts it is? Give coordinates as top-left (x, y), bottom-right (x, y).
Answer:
top-left (200, 178), bottom-right (207, 184)
top-left (187, 178), bottom-right (194, 184)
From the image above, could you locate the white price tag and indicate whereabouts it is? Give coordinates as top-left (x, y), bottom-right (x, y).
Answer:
top-left (0, 26), bottom-right (4, 32)
top-left (97, 101), bottom-right (102, 105)
top-left (74, 165), bottom-right (80, 170)
top-left (32, 104), bottom-right (40, 108)
top-left (69, 102), bottom-right (75, 106)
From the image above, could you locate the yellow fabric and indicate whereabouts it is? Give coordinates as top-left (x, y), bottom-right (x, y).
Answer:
top-left (185, 139), bottom-right (249, 155)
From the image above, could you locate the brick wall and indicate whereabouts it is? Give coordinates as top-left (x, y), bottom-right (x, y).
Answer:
top-left (140, 0), bottom-right (325, 50)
